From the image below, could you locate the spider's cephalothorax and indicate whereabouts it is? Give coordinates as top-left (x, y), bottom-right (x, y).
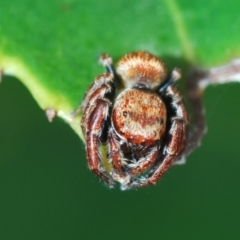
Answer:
top-left (81, 51), bottom-right (188, 190)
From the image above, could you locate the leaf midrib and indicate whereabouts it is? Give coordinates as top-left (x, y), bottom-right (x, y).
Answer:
top-left (164, 0), bottom-right (196, 62)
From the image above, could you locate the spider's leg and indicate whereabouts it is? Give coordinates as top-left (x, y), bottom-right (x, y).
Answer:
top-left (81, 73), bottom-right (115, 186)
top-left (71, 54), bottom-right (115, 117)
top-left (81, 73), bottom-right (114, 135)
top-left (85, 99), bottom-right (115, 186)
top-left (183, 69), bottom-right (207, 158)
top-left (108, 131), bottom-right (123, 172)
top-left (99, 54), bottom-right (115, 74)
top-left (126, 86), bottom-right (188, 189)
top-left (159, 68), bottom-right (181, 93)
top-left (108, 131), bottom-right (131, 186)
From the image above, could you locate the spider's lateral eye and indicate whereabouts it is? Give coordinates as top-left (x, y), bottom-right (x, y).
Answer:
top-left (158, 118), bottom-right (165, 125)
top-left (123, 111), bottom-right (128, 117)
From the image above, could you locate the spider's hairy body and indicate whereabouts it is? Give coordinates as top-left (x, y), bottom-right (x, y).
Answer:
top-left (81, 51), bottom-right (188, 190)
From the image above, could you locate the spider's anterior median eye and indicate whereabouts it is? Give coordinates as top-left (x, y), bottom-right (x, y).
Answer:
top-left (158, 118), bottom-right (165, 125)
top-left (123, 111), bottom-right (128, 117)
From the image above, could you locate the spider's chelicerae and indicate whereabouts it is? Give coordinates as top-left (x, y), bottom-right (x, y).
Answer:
top-left (81, 51), bottom-right (189, 190)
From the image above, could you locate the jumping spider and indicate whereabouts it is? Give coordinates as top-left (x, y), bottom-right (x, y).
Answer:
top-left (81, 51), bottom-right (188, 190)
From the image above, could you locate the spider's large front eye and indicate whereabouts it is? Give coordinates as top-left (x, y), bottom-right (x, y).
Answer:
top-left (112, 88), bottom-right (167, 145)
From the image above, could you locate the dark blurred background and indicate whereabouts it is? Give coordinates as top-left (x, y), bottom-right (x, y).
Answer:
top-left (0, 76), bottom-right (240, 239)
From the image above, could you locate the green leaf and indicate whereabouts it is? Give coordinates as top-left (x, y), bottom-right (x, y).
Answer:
top-left (1, 0), bottom-right (240, 140)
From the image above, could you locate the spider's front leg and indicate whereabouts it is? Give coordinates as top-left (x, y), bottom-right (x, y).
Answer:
top-left (81, 72), bottom-right (115, 187)
top-left (127, 85), bottom-right (188, 189)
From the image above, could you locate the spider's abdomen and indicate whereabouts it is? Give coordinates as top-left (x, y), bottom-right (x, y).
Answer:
top-left (112, 88), bottom-right (167, 145)
top-left (116, 52), bottom-right (167, 90)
